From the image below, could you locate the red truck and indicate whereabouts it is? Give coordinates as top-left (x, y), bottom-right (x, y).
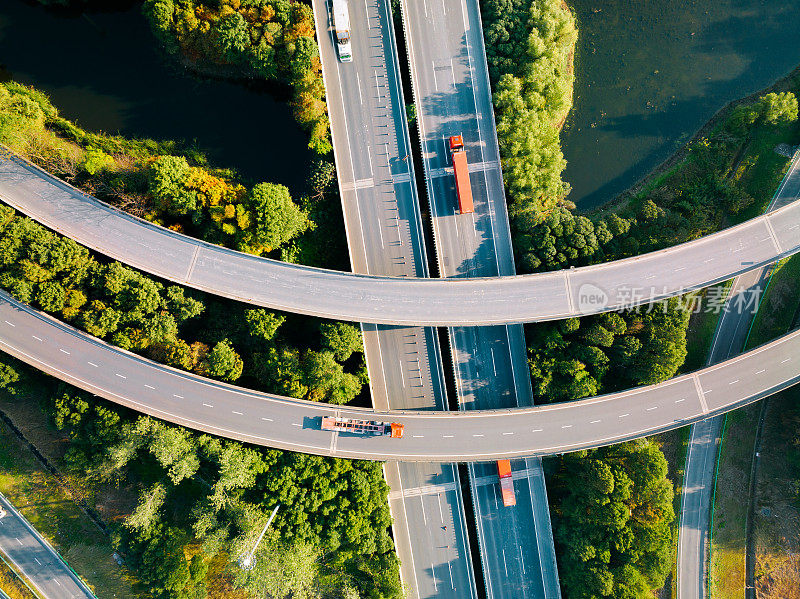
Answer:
top-left (449, 135), bottom-right (474, 214)
top-left (497, 460), bottom-right (516, 507)
top-left (321, 416), bottom-right (404, 438)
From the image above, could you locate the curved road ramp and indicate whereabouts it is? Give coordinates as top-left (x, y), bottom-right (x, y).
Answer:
top-left (1, 151), bottom-right (800, 325)
top-left (1, 290), bottom-right (799, 461)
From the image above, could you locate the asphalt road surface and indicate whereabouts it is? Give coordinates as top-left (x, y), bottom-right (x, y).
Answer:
top-left (0, 493), bottom-right (95, 599)
top-left (4, 289), bottom-right (800, 461)
top-left (311, 0), bottom-right (477, 595)
top-left (2, 149), bottom-right (800, 325)
top-left (400, 0), bottom-right (560, 595)
top-left (676, 150), bottom-right (800, 599)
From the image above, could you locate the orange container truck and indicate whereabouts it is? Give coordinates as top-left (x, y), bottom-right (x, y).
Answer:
top-left (497, 459), bottom-right (516, 507)
top-left (449, 135), bottom-right (474, 214)
top-left (321, 416), bottom-right (404, 438)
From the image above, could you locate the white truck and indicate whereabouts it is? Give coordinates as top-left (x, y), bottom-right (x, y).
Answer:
top-left (331, 0), bottom-right (353, 62)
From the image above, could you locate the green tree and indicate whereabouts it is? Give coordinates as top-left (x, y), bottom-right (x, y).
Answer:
top-left (320, 322), bottom-right (363, 361)
top-left (200, 339), bottom-right (244, 382)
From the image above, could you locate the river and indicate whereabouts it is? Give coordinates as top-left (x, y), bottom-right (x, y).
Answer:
top-left (564, 0), bottom-right (800, 211)
top-left (0, 0), bottom-right (313, 192)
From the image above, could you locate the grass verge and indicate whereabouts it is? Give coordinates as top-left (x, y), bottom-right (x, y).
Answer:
top-left (709, 405), bottom-right (760, 599)
top-left (0, 390), bottom-right (141, 598)
top-left (744, 255), bottom-right (800, 350)
top-left (752, 386), bottom-right (800, 599)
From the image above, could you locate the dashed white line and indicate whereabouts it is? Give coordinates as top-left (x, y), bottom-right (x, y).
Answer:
top-left (261, 417), bottom-right (273, 422)
top-left (443, 435), bottom-right (454, 438)
top-left (412, 435), bottom-right (425, 438)
top-left (502, 432), bottom-right (515, 436)
top-left (646, 406), bottom-right (658, 411)
top-left (59, 348), bottom-right (70, 354)
top-left (87, 362), bottom-right (98, 367)
top-left (675, 398), bottom-right (686, 403)
top-left (34, 557), bottom-right (41, 565)
top-left (15, 537), bottom-right (21, 545)
top-left (292, 423), bottom-right (302, 427)
top-left (3, 320), bottom-right (14, 327)
top-left (54, 579), bottom-right (61, 587)
top-left (203, 403), bottom-right (214, 408)
top-left (561, 424), bottom-right (573, 429)
top-left (755, 369), bottom-right (766, 374)
top-left (173, 394), bottom-right (183, 399)
top-left (781, 358), bottom-right (791, 363)
top-left (531, 428), bottom-right (543, 432)
top-left (473, 434), bottom-right (485, 437)
top-left (619, 413), bottom-right (630, 418)
top-left (144, 384), bottom-right (155, 390)
top-left (590, 419), bottom-right (602, 424)
top-left (32, 335), bottom-right (42, 341)
top-left (232, 411), bottom-right (243, 415)
top-left (728, 379), bottom-right (740, 385)
top-left (115, 373), bottom-right (126, 379)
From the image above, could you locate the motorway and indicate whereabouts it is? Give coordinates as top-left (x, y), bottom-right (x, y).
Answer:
top-left (5, 288), bottom-right (800, 461)
top-left (676, 150), bottom-right (800, 599)
top-left (401, 0), bottom-right (560, 596)
top-left (310, 0), bottom-right (477, 595)
top-left (2, 149), bottom-right (800, 325)
top-left (0, 493), bottom-right (95, 598)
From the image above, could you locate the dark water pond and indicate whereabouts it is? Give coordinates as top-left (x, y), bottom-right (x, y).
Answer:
top-left (0, 0), bottom-right (312, 192)
top-left (564, 0), bottom-right (800, 211)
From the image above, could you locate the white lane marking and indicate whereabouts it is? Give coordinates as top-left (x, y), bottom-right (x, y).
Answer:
top-left (755, 369), bottom-right (766, 374)
top-left (674, 267), bottom-right (685, 272)
top-left (531, 428), bottom-right (543, 432)
top-left (412, 435), bottom-right (424, 438)
top-left (443, 435), bottom-right (454, 438)
top-left (292, 423), bottom-right (301, 427)
top-left (728, 380), bottom-right (740, 385)
top-left (675, 398), bottom-right (686, 403)
top-left (438, 493), bottom-right (445, 522)
top-left (399, 360), bottom-right (406, 388)
top-left (115, 373), bottom-right (126, 379)
top-left (232, 410), bottom-right (243, 415)
top-left (430, 562), bottom-right (437, 593)
top-left (646, 406), bottom-right (658, 411)
top-left (203, 403), bottom-right (214, 408)
top-left (781, 358), bottom-right (791, 363)
top-left (87, 362), bottom-right (98, 367)
top-left (173, 394), bottom-right (183, 399)
top-left (374, 70), bottom-right (380, 100)
top-left (15, 537), bottom-right (21, 545)
top-left (704, 258), bottom-right (714, 263)
top-left (619, 413), bottom-right (630, 418)
top-left (32, 335), bottom-right (42, 341)
top-left (59, 349), bottom-right (70, 354)
top-left (490, 347), bottom-right (496, 375)
top-left (3, 320), bottom-right (14, 327)
top-left (562, 424), bottom-right (573, 429)
top-left (144, 384), bottom-right (155, 390)
top-left (356, 72), bottom-right (363, 105)
top-left (54, 579), bottom-right (61, 586)
top-left (519, 545), bottom-right (526, 575)
top-left (502, 548), bottom-right (508, 576)
top-left (590, 420), bottom-right (602, 424)
top-left (34, 557), bottom-right (41, 565)
top-left (261, 417), bottom-right (273, 422)
top-left (473, 434), bottom-right (485, 437)
top-left (421, 496), bottom-right (427, 525)
top-left (502, 432), bottom-right (514, 435)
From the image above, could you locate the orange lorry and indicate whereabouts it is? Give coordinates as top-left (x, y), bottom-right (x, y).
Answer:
top-left (497, 459), bottom-right (516, 507)
top-left (321, 416), bottom-right (404, 438)
top-left (449, 135), bottom-right (474, 214)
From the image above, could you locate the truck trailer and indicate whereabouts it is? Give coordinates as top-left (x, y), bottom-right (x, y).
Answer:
top-left (321, 416), bottom-right (404, 438)
top-left (331, 0), bottom-right (353, 62)
top-left (497, 459), bottom-right (516, 507)
top-left (449, 135), bottom-right (474, 214)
